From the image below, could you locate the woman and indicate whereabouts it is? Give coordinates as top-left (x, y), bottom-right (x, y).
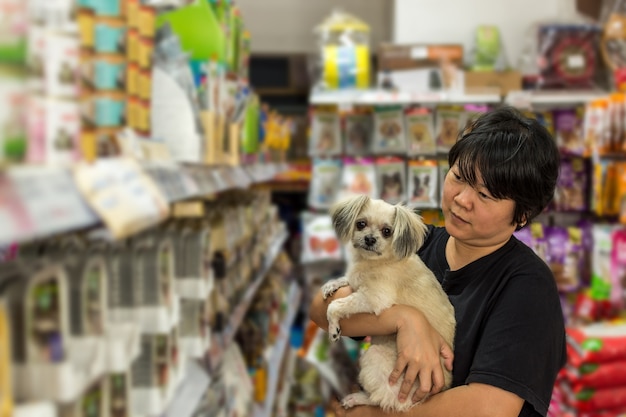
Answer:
top-left (309, 106), bottom-right (567, 417)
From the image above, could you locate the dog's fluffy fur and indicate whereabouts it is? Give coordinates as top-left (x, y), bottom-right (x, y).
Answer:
top-left (321, 195), bottom-right (456, 412)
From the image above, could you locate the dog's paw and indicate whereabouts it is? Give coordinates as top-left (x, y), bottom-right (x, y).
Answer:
top-left (328, 319), bottom-right (341, 342)
top-left (321, 282), bottom-right (339, 300)
top-left (341, 392), bottom-right (372, 409)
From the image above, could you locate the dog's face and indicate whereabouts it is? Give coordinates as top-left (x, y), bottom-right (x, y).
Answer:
top-left (330, 195), bottom-right (427, 261)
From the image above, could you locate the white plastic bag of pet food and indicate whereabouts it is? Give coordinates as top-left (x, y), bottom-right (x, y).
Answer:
top-left (301, 211), bottom-right (343, 264)
top-left (339, 157), bottom-right (377, 201)
top-left (308, 158), bottom-right (343, 210)
top-left (407, 159), bottom-right (439, 208)
top-left (310, 107), bottom-right (342, 157)
top-left (372, 106), bottom-right (406, 155)
top-left (375, 156), bottom-right (406, 205)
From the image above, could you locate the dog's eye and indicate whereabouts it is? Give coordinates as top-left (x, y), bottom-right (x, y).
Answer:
top-left (382, 227), bottom-right (392, 238)
top-left (356, 221), bottom-right (366, 230)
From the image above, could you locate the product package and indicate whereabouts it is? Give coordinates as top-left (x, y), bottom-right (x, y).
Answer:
top-left (553, 157), bottom-right (589, 212)
top-left (405, 107), bottom-right (436, 156)
top-left (407, 159), bottom-right (439, 209)
top-left (375, 157), bottom-right (405, 205)
top-left (435, 106), bottom-right (466, 153)
top-left (309, 108), bottom-right (341, 156)
top-left (339, 157), bottom-right (377, 201)
top-left (301, 212), bottom-right (343, 264)
top-left (308, 158), bottom-right (343, 210)
top-left (372, 107), bottom-right (406, 155)
top-left (314, 10), bottom-right (371, 90)
top-left (343, 110), bottom-right (372, 156)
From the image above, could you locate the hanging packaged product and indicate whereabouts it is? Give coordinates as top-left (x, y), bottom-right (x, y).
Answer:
top-left (309, 107), bottom-right (341, 157)
top-left (404, 107), bottom-right (436, 156)
top-left (0, 73), bottom-right (27, 164)
top-left (340, 157), bottom-right (377, 200)
top-left (375, 156), bottom-right (405, 205)
top-left (308, 158), bottom-right (342, 211)
top-left (372, 106), bottom-right (406, 155)
top-left (343, 109), bottom-right (372, 156)
top-left (0, 0), bottom-right (27, 64)
top-left (407, 159), bottom-right (439, 209)
top-left (314, 9), bottom-right (371, 91)
top-left (435, 105), bottom-right (467, 153)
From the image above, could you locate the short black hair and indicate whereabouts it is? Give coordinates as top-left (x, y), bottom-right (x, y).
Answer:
top-left (448, 106), bottom-right (560, 228)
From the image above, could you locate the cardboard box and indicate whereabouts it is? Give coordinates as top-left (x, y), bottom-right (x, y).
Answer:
top-left (464, 70), bottom-right (522, 96)
top-left (576, 0), bottom-right (602, 21)
top-left (377, 43), bottom-right (465, 92)
top-left (378, 43), bottom-right (464, 71)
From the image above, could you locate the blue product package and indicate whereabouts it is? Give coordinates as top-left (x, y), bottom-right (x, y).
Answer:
top-left (94, 24), bottom-right (126, 54)
top-left (95, 98), bottom-right (125, 127)
top-left (92, 0), bottom-right (122, 17)
top-left (94, 61), bottom-right (125, 90)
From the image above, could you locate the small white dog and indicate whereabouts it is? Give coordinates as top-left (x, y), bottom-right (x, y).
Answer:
top-left (321, 195), bottom-right (456, 412)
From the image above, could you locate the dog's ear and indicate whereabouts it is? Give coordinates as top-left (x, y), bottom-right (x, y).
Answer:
top-left (330, 195), bottom-right (370, 242)
top-left (392, 204), bottom-right (428, 258)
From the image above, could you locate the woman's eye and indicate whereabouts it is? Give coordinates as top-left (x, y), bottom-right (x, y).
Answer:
top-left (356, 221), bottom-right (366, 230)
top-left (382, 227), bottom-right (392, 237)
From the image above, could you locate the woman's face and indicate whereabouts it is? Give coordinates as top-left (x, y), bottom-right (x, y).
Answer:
top-left (442, 163), bottom-right (518, 247)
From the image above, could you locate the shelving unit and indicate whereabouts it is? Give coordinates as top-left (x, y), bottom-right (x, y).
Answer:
top-left (309, 87), bottom-right (502, 106)
top-left (207, 228), bottom-right (290, 372)
top-left (253, 281), bottom-right (302, 417)
top-left (0, 161), bottom-right (288, 247)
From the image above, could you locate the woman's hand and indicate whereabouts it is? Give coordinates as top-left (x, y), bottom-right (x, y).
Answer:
top-left (388, 306), bottom-right (454, 404)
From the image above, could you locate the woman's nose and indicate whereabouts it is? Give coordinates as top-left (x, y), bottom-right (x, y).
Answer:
top-left (454, 185), bottom-right (473, 209)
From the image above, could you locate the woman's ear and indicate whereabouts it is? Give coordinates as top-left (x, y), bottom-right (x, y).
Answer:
top-left (392, 205), bottom-right (427, 258)
top-left (330, 195), bottom-right (370, 242)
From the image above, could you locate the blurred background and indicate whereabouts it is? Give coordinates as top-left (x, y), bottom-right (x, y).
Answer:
top-left (1, 0), bottom-right (626, 416)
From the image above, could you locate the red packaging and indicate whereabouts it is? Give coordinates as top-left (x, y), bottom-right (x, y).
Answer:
top-left (566, 360), bottom-right (626, 390)
top-left (567, 324), bottom-right (626, 367)
top-left (566, 385), bottom-right (626, 412)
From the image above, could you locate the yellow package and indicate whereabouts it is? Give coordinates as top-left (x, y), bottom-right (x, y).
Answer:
top-left (0, 302), bottom-right (12, 417)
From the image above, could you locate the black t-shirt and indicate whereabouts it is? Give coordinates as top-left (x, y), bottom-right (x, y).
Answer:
top-left (418, 226), bottom-right (567, 417)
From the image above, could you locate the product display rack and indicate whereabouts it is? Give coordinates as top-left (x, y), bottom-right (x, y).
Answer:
top-left (207, 228), bottom-right (289, 371)
top-left (252, 281), bottom-right (302, 417)
top-left (0, 161), bottom-right (288, 247)
top-left (309, 87), bottom-right (502, 106)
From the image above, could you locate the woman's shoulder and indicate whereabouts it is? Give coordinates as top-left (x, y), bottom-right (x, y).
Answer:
top-left (503, 237), bottom-right (558, 288)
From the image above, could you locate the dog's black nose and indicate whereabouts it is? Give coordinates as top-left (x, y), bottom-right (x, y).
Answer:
top-left (364, 235), bottom-right (377, 246)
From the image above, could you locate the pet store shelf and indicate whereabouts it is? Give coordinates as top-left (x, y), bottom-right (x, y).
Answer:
top-left (0, 161), bottom-right (288, 247)
top-left (274, 346), bottom-right (298, 417)
top-left (161, 359), bottom-right (212, 417)
top-left (505, 89), bottom-right (607, 108)
top-left (309, 87), bottom-right (502, 106)
top-left (207, 228), bottom-right (289, 372)
top-left (253, 281), bottom-right (302, 417)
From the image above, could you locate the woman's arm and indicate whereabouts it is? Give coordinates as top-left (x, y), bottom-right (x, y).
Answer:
top-left (309, 286), bottom-right (454, 401)
top-left (332, 382), bottom-right (524, 417)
